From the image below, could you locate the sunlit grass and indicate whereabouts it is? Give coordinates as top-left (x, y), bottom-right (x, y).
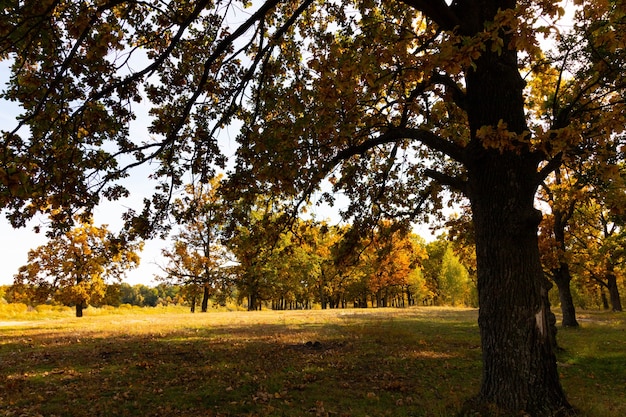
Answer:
top-left (0, 302), bottom-right (199, 321)
top-left (0, 306), bottom-right (624, 416)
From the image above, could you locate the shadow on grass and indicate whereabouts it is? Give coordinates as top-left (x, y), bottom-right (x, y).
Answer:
top-left (3, 308), bottom-right (624, 416)
top-left (0, 309), bottom-right (483, 417)
top-left (556, 316), bottom-right (626, 417)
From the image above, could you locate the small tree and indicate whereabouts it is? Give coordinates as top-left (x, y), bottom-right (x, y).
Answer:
top-left (570, 200), bottom-right (625, 311)
top-left (14, 219), bottom-right (142, 317)
top-left (438, 246), bottom-right (472, 306)
top-left (422, 237), bottom-right (475, 306)
top-left (159, 176), bottom-right (233, 312)
top-left (360, 224), bottom-right (427, 308)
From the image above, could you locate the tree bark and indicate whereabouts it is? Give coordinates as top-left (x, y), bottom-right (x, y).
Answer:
top-left (550, 189), bottom-right (579, 327)
top-left (75, 303), bottom-right (83, 318)
top-left (466, 152), bottom-right (572, 415)
top-left (201, 285), bottom-right (210, 312)
top-left (552, 265), bottom-right (579, 327)
top-left (248, 291), bottom-right (257, 311)
top-left (460, 7), bottom-right (574, 413)
top-left (606, 271), bottom-right (623, 312)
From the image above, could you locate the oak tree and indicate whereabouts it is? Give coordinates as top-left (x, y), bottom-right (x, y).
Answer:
top-left (13, 218), bottom-right (142, 316)
top-left (3, 0), bottom-right (626, 414)
top-left (159, 175), bottom-right (233, 311)
top-left (538, 168), bottom-right (582, 326)
top-left (569, 199), bottom-right (625, 311)
top-left (537, 127), bottom-right (625, 321)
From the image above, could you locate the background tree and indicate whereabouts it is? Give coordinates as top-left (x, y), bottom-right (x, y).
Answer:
top-left (159, 175), bottom-right (232, 312)
top-left (538, 167), bottom-right (582, 327)
top-left (421, 239), bottom-right (447, 306)
top-left (99, 283), bottom-right (122, 307)
top-left (438, 245), bottom-right (473, 306)
top-left (3, 0), bottom-right (626, 413)
top-left (422, 237), bottom-right (475, 307)
top-left (119, 283), bottom-right (145, 306)
top-left (538, 143), bottom-right (625, 317)
top-left (13, 218), bottom-right (142, 316)
top-left (303, 223), bottom-right (347, 309)
top-left (360, 224), bottom-right (427, 307)
top-left (267, 234), bottom-right (316, 310)
top-left (226, 195), bottom-right (291, 311)
top-left (267, 220), bottom-right (338, 310)
top-left (314, 225), bottom-right (365, 309)
top-left (445, 210), bottom-right (479, 305)
top-left (569, 200), bottom-right (625, 311)
top-left (528, 13), bottom-right (626, 326)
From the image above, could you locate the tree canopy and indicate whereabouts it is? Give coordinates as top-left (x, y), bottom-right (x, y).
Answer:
top-left (1, 2), bottom-right (623, 232)
top-left (158, 175), bottom-right (233, 311)
top-left (13, 218), bottom-right (142, 316)
top-left (2, 0), bottom-right (626, 414)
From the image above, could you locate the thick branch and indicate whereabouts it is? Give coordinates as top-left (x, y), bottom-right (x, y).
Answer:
top-left (537, 152), bottom-right (563, 182)
top-left (397, 0), bottom-right (460, 31)
top-left (331, 127), bottom-right (466, 167)
top-left (431, 72), bottom-right (467, 111)
top-left (424, 168), bottom-right (467, 194)
top-left (373, 142), bottom-right (400, 204)
top-left (291, 128), bottom-right (464, 225)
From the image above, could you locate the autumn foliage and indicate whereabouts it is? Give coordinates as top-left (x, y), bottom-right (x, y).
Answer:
top-left (2, 0), bottom-right (626, 414)
top-left (13, 218), bottom-right (142, 317)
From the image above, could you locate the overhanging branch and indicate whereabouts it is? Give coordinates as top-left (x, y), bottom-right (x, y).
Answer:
top-left (537, 152), bottom-right (563, 183)
top-left (397, 0), bottom-right (460, 31)
top-left (424, 168), bottom-right (467, 195)
top-left (331, 127), bottom-right (466, 167)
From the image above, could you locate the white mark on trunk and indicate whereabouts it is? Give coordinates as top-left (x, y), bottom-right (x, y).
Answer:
top-left (535, 308), bottom-right (545, 336)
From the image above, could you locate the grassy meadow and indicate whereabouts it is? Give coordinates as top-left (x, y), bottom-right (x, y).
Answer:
top-left (0, 305), bottom-right (624, 416)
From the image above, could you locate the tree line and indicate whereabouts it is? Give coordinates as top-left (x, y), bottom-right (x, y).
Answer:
top-left (5, 180), bottom-right (623, 315)
top-left (2, 282), bottom-right (177, 308)
top-left (4, 212), bottom-right (478, 312)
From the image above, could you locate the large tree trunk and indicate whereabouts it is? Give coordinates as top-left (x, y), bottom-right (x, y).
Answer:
top-left (460, 7), bottom-right (574, 413)
top-left (553, 265), bottom-right (579, 327)
top-left (248, 291), bottom-right (258, 311)
top-left (75, 303), bottom-right (83, 318)
top-left (467, 153), bottom-right (572, 415)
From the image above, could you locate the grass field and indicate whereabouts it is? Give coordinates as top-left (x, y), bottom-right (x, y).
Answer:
top-left (0, 306), bottom-right (624, 416)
